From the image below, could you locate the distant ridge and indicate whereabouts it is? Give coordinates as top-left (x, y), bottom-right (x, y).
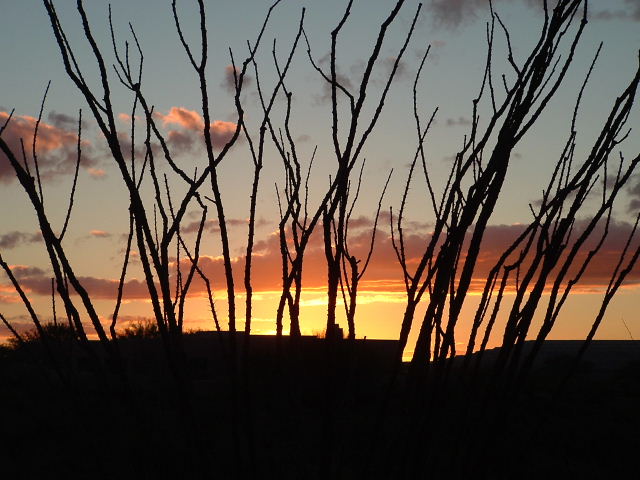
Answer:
top-left (474, 339), bottom-right (640, 372)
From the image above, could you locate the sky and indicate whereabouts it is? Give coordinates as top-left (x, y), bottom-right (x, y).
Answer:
top-left (1, 0), bottom-right (640, 353)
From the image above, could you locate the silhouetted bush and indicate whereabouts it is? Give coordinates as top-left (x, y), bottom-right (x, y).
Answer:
top-left (118, 319), bottom-right (159, 339)
top-left (6, 322), bottom-right (75, 350)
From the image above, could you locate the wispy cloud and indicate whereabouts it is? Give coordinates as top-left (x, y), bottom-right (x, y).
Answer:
top-left (47, 110), bottom-right (86, 130)
top-left (445, 116), bottom-right (472, 127)
top-left (181, 217), bottom-right (270, 234)
top-left (627, 174), bottom-right (640, 213)
top-left (87, 167), bottom-right (106, 179)
top-left (0, 231), bottom-right (42, 249)
top-left (427, 0), bottom-right (497, 27)
top-left (89, 230), bottom-right (111, 238)
top-left (381, 56), bottom-right (409, 81)
top-left (220, 64), bottom-right (253, 94)
top-left (593, 0), bottom-right (640, 21)
top-left (427, 0), bottom-right (640, 28)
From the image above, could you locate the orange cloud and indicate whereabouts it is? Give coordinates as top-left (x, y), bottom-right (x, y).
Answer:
top-left (0, 284), bottom-right (21, 304)
top-left (0, 284), bottom-right (21, 303)
top-left (3, 217), bottom-right (638, 307)
top-left (463, 219), bottom-right (640, 292)
top-left (88, 167), bottom-right (106, 179)
top-left (227, 217), bottom-right (640, 296)
top-left (0, 294), bottom-right (20, 304)
top-left (144, 217), bottom-right (636, 299)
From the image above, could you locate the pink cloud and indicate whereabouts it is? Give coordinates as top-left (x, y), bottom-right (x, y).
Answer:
top-left (209, 120), bottom-right (237, 147)
top-left (117, 113), bottom-right (141, 123)
top-left (0, 110), bottom-right (98, 183)
top-left (153, 107), bottom-right (238, 152)
top-left (155, 107), bottom-right (203, 131)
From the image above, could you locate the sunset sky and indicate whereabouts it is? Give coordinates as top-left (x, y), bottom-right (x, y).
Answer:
top-left (1, 0), bottom-right (640, 352)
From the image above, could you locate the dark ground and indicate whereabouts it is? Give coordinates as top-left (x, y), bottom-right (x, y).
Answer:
top-left (0, 334), bottom-right (638, 479)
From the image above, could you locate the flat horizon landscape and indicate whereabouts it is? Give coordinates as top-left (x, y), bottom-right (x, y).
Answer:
top-left (1, 0), bottom-right (639, 477)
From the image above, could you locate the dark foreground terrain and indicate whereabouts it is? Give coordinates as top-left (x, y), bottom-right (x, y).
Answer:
top-left (1, 334), bottom-right (638, 479)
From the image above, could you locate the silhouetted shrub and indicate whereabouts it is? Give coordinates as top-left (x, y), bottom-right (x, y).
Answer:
top-left (118, 319), bottom-right (159, 339)
top-left (7, 322), bottom-right (75, 350)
